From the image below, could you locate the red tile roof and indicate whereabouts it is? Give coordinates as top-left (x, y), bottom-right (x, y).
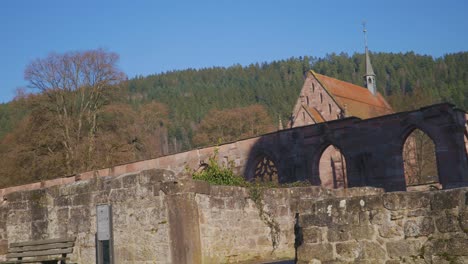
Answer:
top-left (306, 106), bottom-right (325, 123)
top-left (312, 71), bottom-right (393, 119)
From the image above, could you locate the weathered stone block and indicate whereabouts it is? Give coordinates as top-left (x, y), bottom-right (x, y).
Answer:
top-left (69, 207), bottom-right (90, 233)
top-left (363, 195), bottom-right (384, 210)
top-left (298, 243), bottom-right (333, 262)
top-left (30, 204), bottom-right (47, 222)
top-left (386, 239), bottom-right (423, 258)
top-left (435, 212), bottom-right (460, 233)
top-left (303, 227), bottom-right (322, 243)
top-left (8, 201), bottom-right (28, 211)
top-left (378, 221), bottom-right (403, 238)
top-left (71, 193), bottom-right (91, 206)
top-left (121, 174), bottom-right (137, 188)
top-left (407, 209), bottom-right (428, 217)
top-left (350, 225), bottom-right (375, 240)
top-left (0, 240), bottom-right (7, 255)
top-left (4, 191), bottom-right (23, 202)
top-left (109, 188), bottom-right (136, 203)
top-left (139, 169), bottom-right (171, 185)
top-left (369, 210), bottom-right (388, 225)
top-left (383, 192), bottom-right (430, 211)
top-left (460, 211), bottom-right (468, 232)
top-left (358, 241), bottom-right (387, 260)
top-left (328, 226), bottom-right (350, 242)
top-left (431, 190), bottom-right (461, 210)
top-left (404, 217), bottom-right (434, 237)
top-left (54, 195), bottom-right (70, 207)
top-left (336, 241), bottom-right (360, 259)
top-left (31, 221), bottom-right (48, 240)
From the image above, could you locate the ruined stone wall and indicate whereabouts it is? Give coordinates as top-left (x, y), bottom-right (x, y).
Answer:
top-left (195, 186), bottom-right (382, 263)
top-left (297, 187), bottom-right (468, 263)
top-left (2, 169), bottom-right (175, 263)
top-left (0, 138), bottom-right (259, 201)
top-left (0, 166), bottom-right (385, 264)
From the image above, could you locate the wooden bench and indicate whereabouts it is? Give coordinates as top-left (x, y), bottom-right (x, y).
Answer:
top-left (0, 237), bottom-right (75, 264)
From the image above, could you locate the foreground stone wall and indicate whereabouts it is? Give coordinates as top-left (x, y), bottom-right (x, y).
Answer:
top-left (3, 169), bottom-right (175, 263)
top-left (0, 167), bottom-right (385, 264)
top-left (196, 186), bottom-right (382, 263)
top-left (297, 187), bottom-right (468, 263)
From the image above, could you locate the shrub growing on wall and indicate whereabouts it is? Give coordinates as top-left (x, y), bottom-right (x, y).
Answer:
top-left (192, 149), bottom-right (246, 186)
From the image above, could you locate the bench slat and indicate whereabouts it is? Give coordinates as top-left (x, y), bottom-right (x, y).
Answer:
top-left (9, 242), bottom-right (74, 253)
top-left (6, 248), bottom-right (72, 258)
top-left (0, 256), bottom-right (69, 264)
top-left (10, 237), bottom-right (75, 248)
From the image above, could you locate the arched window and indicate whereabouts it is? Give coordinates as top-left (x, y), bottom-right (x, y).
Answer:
top-left (312, 83), bottom-right (315, 93)
top-left (253, 155), bottom-right (279, 183)
top-left (368, 77), bottom-right (372, 84)
top-left (320, 93), bottom-right (323, 103)
top-left (329, 104), bottom-right (332, 114)
top-left (318, 145), bottom-right (347, 189)
top-left (403, 129), bottom-right (438, 186)
top-left (302, 111), bottom-right (306, 121)
top-left (307, 96), bottom-right (310, 106)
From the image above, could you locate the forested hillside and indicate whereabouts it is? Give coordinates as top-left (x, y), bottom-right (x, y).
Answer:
top-left (0, 51), bottom-right (467, 187)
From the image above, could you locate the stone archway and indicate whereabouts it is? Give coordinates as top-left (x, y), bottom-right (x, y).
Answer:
top-left (402, 128), bottom-right (439, 186)
top-left (318, 145), bottom-right (347, 189)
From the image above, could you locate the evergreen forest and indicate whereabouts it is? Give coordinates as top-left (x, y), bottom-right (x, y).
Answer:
top-left (0, 51), bottom-right (467, 187)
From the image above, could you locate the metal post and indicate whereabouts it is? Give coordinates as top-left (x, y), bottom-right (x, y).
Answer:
top-left (96, 204), bottom-right (114, 264)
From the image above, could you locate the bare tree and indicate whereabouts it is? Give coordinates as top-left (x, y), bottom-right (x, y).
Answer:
top-left (403, 129), bottom-right (438, 185)
top-left (24, 49), bottom-right (126, 174)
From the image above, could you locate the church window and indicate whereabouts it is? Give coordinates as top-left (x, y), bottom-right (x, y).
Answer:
top-left (253, 155), bottom-right (279, 183)
top-left (368, 77), bottom-right (372, 84)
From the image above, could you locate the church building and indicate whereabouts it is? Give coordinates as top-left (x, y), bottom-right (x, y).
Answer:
top-left (288, 45), bottom-right (393, 188)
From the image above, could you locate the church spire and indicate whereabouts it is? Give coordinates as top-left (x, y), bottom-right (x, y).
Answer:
top-left (363, 22), bottom-right (376, 95)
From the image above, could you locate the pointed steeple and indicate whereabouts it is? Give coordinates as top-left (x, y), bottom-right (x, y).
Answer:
top-left (363, 23), bottom-right (376, 95)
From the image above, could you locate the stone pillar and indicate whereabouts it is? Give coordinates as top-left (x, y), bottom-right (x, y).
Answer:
top-left (166, 193), bottom-right (202, 264)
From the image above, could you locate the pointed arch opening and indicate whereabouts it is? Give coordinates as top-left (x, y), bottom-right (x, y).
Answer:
top-left (318, 145), bottom-right (347, 189)
top-left (402, 128), bottom-right (439, 186)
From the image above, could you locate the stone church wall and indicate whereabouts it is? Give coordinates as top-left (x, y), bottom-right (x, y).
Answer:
top-left (292, 76), bottom-right (343, 127)
top-left (297, 187), bottom-right (468, 263)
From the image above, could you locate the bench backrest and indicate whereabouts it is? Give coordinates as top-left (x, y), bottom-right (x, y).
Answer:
top-left (7, 237), bottom-right (75, 259)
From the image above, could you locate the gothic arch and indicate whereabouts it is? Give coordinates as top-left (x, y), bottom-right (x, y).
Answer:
top-left (245, 146), bottom-right (281, 183)
top-left (401, 127), bottom-right (439, 186)
top-left (311, 142), bottom-right (348, 189)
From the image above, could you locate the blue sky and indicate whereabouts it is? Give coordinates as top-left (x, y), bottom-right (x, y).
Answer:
top-left (1, 0), bottom-right (467, 103)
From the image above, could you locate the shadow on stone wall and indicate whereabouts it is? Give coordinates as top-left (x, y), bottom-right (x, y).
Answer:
top-left (243, 103), bottom-right (468, 192)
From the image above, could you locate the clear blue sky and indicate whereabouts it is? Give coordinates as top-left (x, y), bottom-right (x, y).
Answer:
top-left (1, 0), bottom-right (467, 103)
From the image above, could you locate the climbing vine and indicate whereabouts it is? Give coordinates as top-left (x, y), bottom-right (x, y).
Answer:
top-left (249, 183), bottom-right (281, 251)
top-left (190, 149), bottom-right (311, 251)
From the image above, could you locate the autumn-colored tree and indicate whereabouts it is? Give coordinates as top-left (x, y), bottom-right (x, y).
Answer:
top-left (0, 93), bottom-right (66, 186)
top-left (193, 104), bottom-right (274, 147)
top-left (24, 49), bottom-right (126, 174)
